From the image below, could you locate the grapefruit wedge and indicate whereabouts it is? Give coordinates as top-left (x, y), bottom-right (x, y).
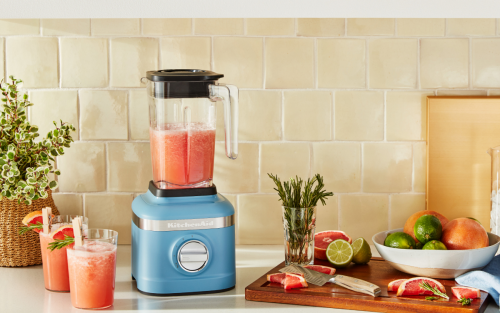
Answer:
top-left (267, 272), bottom-right (303, 284)
top-left (452, 287), bottom-right (481, 299)
top-left (397, 277), bottom-right (446, 296)
top-left (314, 230), bottom-right (352, 260)
top-left (283, 273), bottom-right (308, 289)
top-left (21, 211), bottom-right (44, 233)
top-left (50, 225), bottom-right (74, 240)
top-left (388, 279), bottom-right (407, 292)
top-left (303, 265), bottom-right (336, 275)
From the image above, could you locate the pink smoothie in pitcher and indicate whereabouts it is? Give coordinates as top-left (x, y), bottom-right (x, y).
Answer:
top-left (67, 241), bottom-right (117, 309)
top-left (150, 123), bottom-right (216, 188)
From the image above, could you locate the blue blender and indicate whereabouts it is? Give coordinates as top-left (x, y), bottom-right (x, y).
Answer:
top-left (132, 70), bottom-right (238, 295)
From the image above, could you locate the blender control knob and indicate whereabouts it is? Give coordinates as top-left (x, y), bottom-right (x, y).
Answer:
top-left (178, 240), bottom-right (209, 272)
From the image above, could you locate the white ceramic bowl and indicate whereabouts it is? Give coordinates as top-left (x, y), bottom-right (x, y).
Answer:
top-left (372, 228), bottom-right (500, 279)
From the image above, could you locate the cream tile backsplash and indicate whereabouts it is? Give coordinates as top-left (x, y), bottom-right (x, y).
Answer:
top-left (2, 18), bottom-right (500, 245)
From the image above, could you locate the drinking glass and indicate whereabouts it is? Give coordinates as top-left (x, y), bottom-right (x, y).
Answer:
top-left (39, 215), bottom-right (88, 292)
top-left (67, 229), bottom-right (118, 309)
top-left (282, 206), bottom-right (316, 266)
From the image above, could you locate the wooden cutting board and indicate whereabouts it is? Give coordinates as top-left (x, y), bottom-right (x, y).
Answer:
top-left (245, 257), bottom-right (490, 313)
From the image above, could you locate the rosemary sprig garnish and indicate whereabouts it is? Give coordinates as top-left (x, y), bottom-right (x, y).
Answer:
top-left (19, 222), bottom-right (43, 235)
top-left (420, 282), bottom-right (449, 300)
top-left (268, 173), bottom-right (333, 208)
top-left (425, 296), bottom-right (439, 301)
top-left (457, 298), bottom-right (473, 306)
top-left (47, 235), bottom-right (74, 251)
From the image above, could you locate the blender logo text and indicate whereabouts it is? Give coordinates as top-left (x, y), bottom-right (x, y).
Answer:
top-left (168, 220), bottom-right (215, 229)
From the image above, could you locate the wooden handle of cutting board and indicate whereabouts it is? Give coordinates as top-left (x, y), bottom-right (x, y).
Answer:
top-left (334, 275), bottom-right (381, 297)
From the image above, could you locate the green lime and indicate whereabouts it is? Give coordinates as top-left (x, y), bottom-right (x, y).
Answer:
top-left (351, 237), bottom-right (372, 265)
top-left (415, 242), bottom-right (423, 249)
top-left (384, 232), bottom-right (416, 249)
top-left (422, 240), bottom-right (447, 250)
top-left (414, 215), bottom-right (442, 244)
top-left (326, 239), bottom-right (353, 268)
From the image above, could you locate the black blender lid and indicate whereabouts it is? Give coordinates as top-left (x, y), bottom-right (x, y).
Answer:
top-left (147, 69), bottom-right (224, 82)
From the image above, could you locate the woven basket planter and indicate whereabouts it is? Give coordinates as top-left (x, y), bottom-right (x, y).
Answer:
top-left (0, 190), bottom-right (59, 267)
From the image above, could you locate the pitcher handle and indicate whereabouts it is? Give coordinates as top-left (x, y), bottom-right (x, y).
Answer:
top-left (209, 84), bottom-right (238, 160)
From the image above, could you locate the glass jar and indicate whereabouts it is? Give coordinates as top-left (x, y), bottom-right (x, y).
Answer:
top-left (282, 206), bottom-right (316, 266)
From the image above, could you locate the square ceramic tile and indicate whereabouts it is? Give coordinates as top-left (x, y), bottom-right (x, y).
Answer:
top-left (369, 39), bottom-right (418, 89)
top-left (213, 37), bottom-right (263, 88)
top-left (386, 92), bottom-right (431, 141)
top-left (313, 143), bottom-right (361, 193)
top-left (315, 196), bottom-right (339, 233)
top-left (61, 38), bottom-right (108, 88)
top-left (30, 91), bottom-right (79, 140)
top-left (247, 18), bottom-right (295, 36)
top-left (6, 37), bottom-right (58, 88)
top-left (436, 90), bottom-right (487, 96)
top-left (238, 90), bottom-right (281, 141)
top-left (472, 39), bottom-right (500, 88)
top-left (194, 19), bottom-right (244, 35)
top-left (0, 39), bottom-right (4, 83)
top-left (420, 39), bottom-right (469, 89)
top-left (396, 19), bottom-right (445, 36)
top-left (318, 39), bottom-right (365, 88)
top-left (340, 195), bottom-right (389, 244)
top-left (265, 38), bottom-right (314, 89)
top-left (142, 18), bottom-right (192, 35)
top-left (79, 90), bottom-right (128, 140)
top-left (91, 18), bottom-right (140, 35)
top-left (129, 89), bottom-right (149, 140)
top-left (85, 194), bottom-right (133, 244)
top-left (41, 19), bottom-right (90, 36)
top-left (363, 143), bottom-right (413, 193)
top-left (52, 194), bottom-right (83, 216)
top-left (237, 194), bottom-right (283, 244)
top-left (260, 143), bottom-right (310, 193)
top-left (160, 37), bottom-right (211, 70)
top-left (413, 142), bottom-right (426, 193)
top-left (335, 91), bottom-right (384, 141)
top-left (447, 19), bottom-right (496, 36)
top-left (214, 143), bottom-right (259, 193)
top-left (108, 142), bottom-right (152, 193)
top-left (347, 18), bottom-right (394, 36)
top-left (390, 194), bottom-right (426, 229)
top-left (284, 91), bottom-right (332, 141)
top-left (0, 19), bottom-right (39, 35)
top-left (110, 38), bottom-right (158, 87)
top-left (57, 142), bottom-right (106, 192)
top-left (297, 18), bottom-right (345, 37)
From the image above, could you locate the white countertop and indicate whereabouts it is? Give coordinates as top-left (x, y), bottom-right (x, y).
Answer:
top-left (1, 245), bottom-right (499, 313)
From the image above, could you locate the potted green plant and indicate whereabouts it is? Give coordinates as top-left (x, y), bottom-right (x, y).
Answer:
top-left (0, 76), bottom-right (75, 267)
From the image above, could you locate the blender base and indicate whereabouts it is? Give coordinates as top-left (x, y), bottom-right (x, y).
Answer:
top-left (135, 285), bottom-right (235, 297)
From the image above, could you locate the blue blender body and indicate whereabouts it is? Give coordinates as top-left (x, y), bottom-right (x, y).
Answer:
top-left (131, 69), bottom-right (239, 295)
top-left (131, 183), bottom-right (235, 295)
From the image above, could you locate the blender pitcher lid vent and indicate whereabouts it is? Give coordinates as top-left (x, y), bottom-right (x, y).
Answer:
top-left (146, 69), bottom-right (224, 82)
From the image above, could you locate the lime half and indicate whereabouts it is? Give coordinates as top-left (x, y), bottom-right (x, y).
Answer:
top-left (326, 239), bottom-right (353, 268)
top-left (351, 237), bottom-right (372, 265)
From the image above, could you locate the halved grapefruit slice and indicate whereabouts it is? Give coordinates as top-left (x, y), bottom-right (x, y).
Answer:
top-left (21, 211), bottom-right (44, 233)
top-left (303, 265), bottom-right (336, 275)
top-left (314, 230), bottom-right (352, 260)
top-left (50, 225), bottom-right (74, 240)
top-left (283, 273), bottom-right (308, 289)
top-left (397, 277), bottom-right (446, 296)
top-left (452, 287), bottom-right (481, 299)
top-left (267, 272), bottom-right (304, 284)
top-left (387, 279), bottom-right (407, 292)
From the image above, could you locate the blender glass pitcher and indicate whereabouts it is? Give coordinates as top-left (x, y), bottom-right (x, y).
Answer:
top-left (145, 70), bottom-right (238, 189)
top-left (488, 146), bottom-right (500, 234)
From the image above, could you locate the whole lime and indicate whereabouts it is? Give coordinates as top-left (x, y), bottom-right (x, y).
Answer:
top-left (422, 240), bottom-right (447, 250)
top-left (384, 232), bottom-right (416, 249)
top-left (414, 215), bottom-right (442, 244)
